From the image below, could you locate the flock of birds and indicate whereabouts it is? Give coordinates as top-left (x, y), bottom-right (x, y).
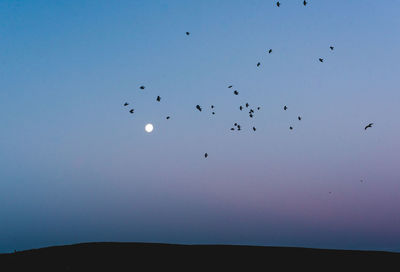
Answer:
top-left (123, 1), bottom-right (374, 160)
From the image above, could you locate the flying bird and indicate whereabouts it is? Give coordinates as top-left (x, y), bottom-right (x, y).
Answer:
top-left (330, 46), bottom-right (334, 50)
top-left (140, 86), bottom-right (145, 90)
top-left (237, 125), bottom-right (241, 130)
top-left (364, 123), bottom-right (373, 130)
top-left (234, 123), bottom-right (238, 126)
top-left (196, 105), bottom-right (202, 112)
top-left (268, 49), bottom-right (272, 54)
top-left (211, 105), bottom-right (214, 109)
top-left (319, 58), bottom-right (324, 62)
top-left (212, 112), bottom-right (215, 115)
top-left (186, 32), bottom-right (190, 36)
top-left (257, 107), bottom-right (261, 110)
top-left (298, 116), bottom-right (302, 121)
top-left (276, 1), bottom-right (280, 7)
top-left (257, 62), bottom-right (261, 67)
top-left (124, 103), bottom-right (129, 106)
top-left (156, 96), bottom-right (161, 102)
top-left (284, 105), bottom-right (288, 110)
top-left (234, 90), bottom-right (239, 95)
top-left (231, 128), bottom-right (235, 131)
top-left (240, 106), bottom-right (243, 111)
top-left (253, 127), bottom-right (256, 131)
top-left (303, 0), bottom-right (307, 6)
top-left (246, 103), bottom-right (249, 108)
top-left (129, 109), bottom-right (134, 114)
top-left (249, 113), bottom-right (253, 118)
top-left (228, 85), bottom-right (233, 88)
top-left (204, 153), bottom-right (208, 158)
top-left (289, 126), bottom-right (293, 130)
top-left (166, 116), bottom-right (170, 120)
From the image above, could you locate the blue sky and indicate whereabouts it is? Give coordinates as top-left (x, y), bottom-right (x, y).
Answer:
top-left (1, 0), bottom-right (400, 253)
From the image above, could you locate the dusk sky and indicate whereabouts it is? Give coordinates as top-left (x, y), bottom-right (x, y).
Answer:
top-left (1, 0), bottom-right (400, 253)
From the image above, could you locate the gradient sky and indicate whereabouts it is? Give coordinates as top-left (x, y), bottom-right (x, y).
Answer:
top-left (1, 0), bottom-right (400, 253)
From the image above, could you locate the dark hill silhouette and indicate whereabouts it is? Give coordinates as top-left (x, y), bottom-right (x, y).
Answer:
top-left (1, 242), bottom-right (399, 271)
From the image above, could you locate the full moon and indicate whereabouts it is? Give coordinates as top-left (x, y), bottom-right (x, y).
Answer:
top-left (145, 123), bottom-right (154, 133)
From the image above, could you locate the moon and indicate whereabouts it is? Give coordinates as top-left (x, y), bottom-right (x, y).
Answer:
top-left (145, 123), bottom-right (154, 133)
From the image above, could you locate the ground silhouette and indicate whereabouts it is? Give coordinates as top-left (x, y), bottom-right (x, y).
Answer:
top-left (1, 242), bottom-right (399, 271)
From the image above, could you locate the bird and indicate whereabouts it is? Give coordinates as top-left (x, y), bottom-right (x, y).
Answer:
top-left (231, 128), bottom-right (235, 131)
top-left (246, 103), bottom-right (249, 108)
top-left (303, 0), bottom-right (307, 6)
top-left (319, 58), bottom-right (324, 62)
top-left (212, 112), bottom-right (215, 115)
top-left (228, 85), bottom-right (233, 88)
top-left (257, 62), bottom-right (261, 67)
top-left (156, 96), bottom-right (161, 102)
top-left (166, 116), bottom-right (170, 120)
top-left (129, 109), bottom-right (134, 114)
top-left (276, 1), bottom-right (280, 7)
top-left (234, 123), bottom-right (238, 126)
top-left (289, 126), bottom-right (293, 130)
top-left (140, 86), bottom-right (145, 90)
top-left (237, 125), bottom-right (241, 130)
top-left (284, 105), bottom-right (288, 110)
top-left (249, 113), bottom-right (253, 118)
top-left (250, 109), bottom-right (254, 113)
top-left (204, 153), bottom-right (208, 158)
top-left (365, 123), bottom-right (373, 130)
top-left (330, 46), bottom-right (334, 50)
top-left (211, 105), bottom-right (214, 109)
top-left (240, 106), bottom-right (243, 111)
top-left (186, 32), bottom-right (190, 36)
top-left (123, 102), bottom-right (129, 106)
top-left (253, 127), bottom-right (256, 131)
top-left (298, 116), bottom-right (302, 121)
top-left (196, 105), bottom-right (202, 112)
top-left (257, 107), bottom-right (261, 110)
top-left (234, 90), bottom-right (239, 95)
top-left (268, 49), bottom-right (272, 54)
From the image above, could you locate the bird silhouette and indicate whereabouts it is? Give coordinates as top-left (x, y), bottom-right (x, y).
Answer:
top-left (276, 1), bottom-right (280, 7)
top-left (234, 123), bottom-right (238, 126)
top-left (319, 58), bottom-right (324, 62)
top-left (268, 49), bottom-right (272, 54)
top-left (365, 123), bottom-right (373, 130)
top-left (140, 86), bottom-right (145, 90)
top-left (156, 96), bottom-right (161, 102)
top-left (186, 32), bottom-right (190, 36)
top-left (212, 112), bottom-right (215, 115)
top-left (124, 103), bottom-right (129, 106)
top-left (257, 107), bottom-right (261, 110)
top-left (240, 106), bottom-right (243, 111)
top-left (196, 105), bottom-right (202, 112)
top-left (204, 153), bottom-right (208, 158)
top-left (289, 126), bottom-right (293, 130)
top-left (253, 127), bottom-right (256, 131)
top-left (211, 105), bottom-right (214, 109)
top-left (129, 109), bottom-right (134, 114)
top-left (166, 116), bottom-right (170, 120)
top-left (228, 85), bottom-right (233, 88)
top-left (330, 46), bottom-right (334, 50)
top-left (257, 62), bottom-right (261, 67)
top-left (298, 116), bottom-right (302, 120)
top-left (234, 90), bottom-right (239, 95)
top-left (246, 103), bottom-right (249, 108)
top-left (237, 125), bottom-right (241, 130)
top-left (250, 109), bottom-right (254, 113)
top-left (284, 105), bottom-right (288, 110)
top-left (249, 113), bottom-right (253, 118)
top-left (303, 0), bottom-right (307, 6)
top-left (231, 128), bottom-right (235, 131)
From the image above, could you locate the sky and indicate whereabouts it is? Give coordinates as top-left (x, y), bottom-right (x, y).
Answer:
top-left (1, 0), bottom-right (400, 253)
